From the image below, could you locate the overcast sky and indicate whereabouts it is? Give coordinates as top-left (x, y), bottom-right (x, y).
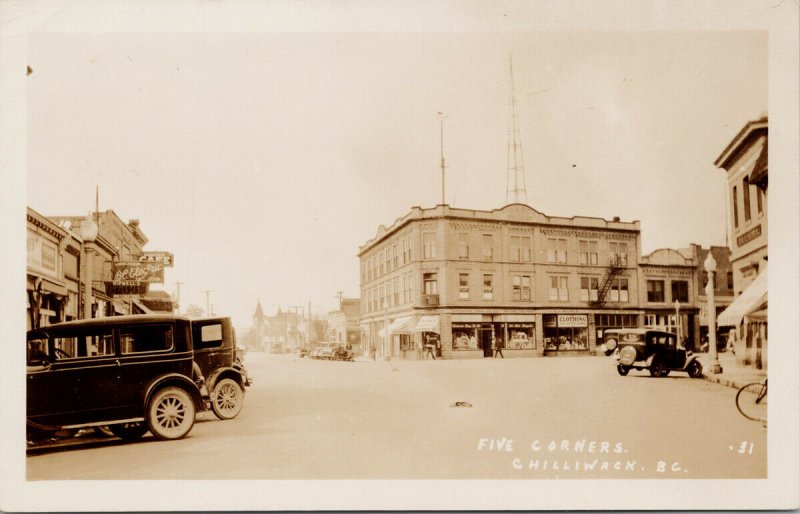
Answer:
top-left (24, 24), bottom-right (767, 328)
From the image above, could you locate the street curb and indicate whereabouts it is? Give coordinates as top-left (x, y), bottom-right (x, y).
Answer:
top-left (703, 374), bottom-right (743, 389)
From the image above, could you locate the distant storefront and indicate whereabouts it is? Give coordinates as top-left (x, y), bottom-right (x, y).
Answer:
top-left (543, 314), bottom-right (589, 352)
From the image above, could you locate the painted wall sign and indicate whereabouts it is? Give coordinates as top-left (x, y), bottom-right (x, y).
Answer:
top-left (736, 225), bottom-right (762, 247)
top-left (112, 261), bottom-right (164, 284)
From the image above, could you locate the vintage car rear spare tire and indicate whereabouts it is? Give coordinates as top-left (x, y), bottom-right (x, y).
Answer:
top-left (147, 386), bottom-right (196, 440)
top-left (619, 346), bottom-right (637, 366)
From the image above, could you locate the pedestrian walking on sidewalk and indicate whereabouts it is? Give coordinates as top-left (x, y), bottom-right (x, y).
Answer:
top-left (424, 333), bottom-right (438, 360)
top-left (494, 337), bottom-right (504, 358)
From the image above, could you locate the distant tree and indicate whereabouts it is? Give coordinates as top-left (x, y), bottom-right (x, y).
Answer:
top-left (185, 304), bottom-right (205, 318)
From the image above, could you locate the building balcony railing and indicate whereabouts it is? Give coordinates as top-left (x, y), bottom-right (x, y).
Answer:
top-left (421, 294), bottom-right (439, 306)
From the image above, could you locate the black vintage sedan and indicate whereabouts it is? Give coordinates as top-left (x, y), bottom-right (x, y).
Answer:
top-left (190, 316), bottom-right (251, 420)
top-left (27, 314), bottom-right (207, 444)
top-left (611, 328), bottom-right (703, 378)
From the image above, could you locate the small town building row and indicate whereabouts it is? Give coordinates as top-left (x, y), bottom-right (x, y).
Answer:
top-left (357, 203), bottom-right (733, 360)
top-left (714, 115), bottom-right (769, 369)
top-left (26, 207), bottom-right (175, 330)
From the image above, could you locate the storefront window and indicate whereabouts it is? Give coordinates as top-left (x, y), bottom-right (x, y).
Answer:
top-left (543, 314), bottom-right (588, 351)
top-left (452, 323), bottom-right (480, 351)
top-left (505, 323), bottom-right (536, 349)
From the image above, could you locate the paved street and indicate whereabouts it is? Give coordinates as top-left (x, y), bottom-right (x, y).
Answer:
top-left (27, 353), bottom-right (766, 480)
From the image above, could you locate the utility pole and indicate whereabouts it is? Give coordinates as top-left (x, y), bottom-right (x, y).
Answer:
top-left (174, 281), bottom-right (183, 313)
top-left (201, 290), bottom-right (213, 316)
top-left (334, 290), bottom-right (344, 310)
top-left (437, 111), bottom-right (447, 205)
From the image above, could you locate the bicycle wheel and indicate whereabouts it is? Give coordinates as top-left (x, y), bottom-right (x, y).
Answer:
top-left (736, 382), bottom-right (768, 421)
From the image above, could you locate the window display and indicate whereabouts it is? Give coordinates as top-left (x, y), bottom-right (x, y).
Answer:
top-left (452, 323), bottom-right (480, 350)
top-left (505, 323), bottom-right (535, 349)
top-left (543, 314), bottom-right (588, 351)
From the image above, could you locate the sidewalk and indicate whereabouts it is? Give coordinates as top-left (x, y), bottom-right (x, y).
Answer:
top-left (698, 351), bottom-right (767, 390)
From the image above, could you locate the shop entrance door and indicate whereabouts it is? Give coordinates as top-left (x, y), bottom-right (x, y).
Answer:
top-left (481, 327), bottom-right (493, 357)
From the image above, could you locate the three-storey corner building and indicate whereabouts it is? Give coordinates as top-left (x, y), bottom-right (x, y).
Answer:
top-left (358, 203), bottom-right (646, 360)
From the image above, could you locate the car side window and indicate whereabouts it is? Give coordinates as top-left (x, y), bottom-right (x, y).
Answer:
top-left (195, 323), bottom-right (224, 350)
top-left (52, 327), bottom-right (115, 359)
top-left (120, 324), bottom-right (173, 354)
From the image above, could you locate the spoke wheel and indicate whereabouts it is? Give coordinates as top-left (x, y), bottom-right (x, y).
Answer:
top-left (687, 360), bottom-right (703, 378)
top-left (109, 422), bottom-right (148, 440)
top-left (650, 360), bottom-right (665, 377)
top-left (147, 387), bottom-right (196, 440)
top-left (211, 378), bottom-right (244, 420)
top-left (736, 382), bottom-right (768, 422)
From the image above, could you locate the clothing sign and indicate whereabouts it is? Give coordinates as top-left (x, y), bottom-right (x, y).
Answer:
top-left (557, 314), bottom-right (587, 328)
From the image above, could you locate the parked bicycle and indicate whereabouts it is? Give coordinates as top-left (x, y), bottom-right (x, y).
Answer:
top-left (736, 378), bottom-right (767, 422)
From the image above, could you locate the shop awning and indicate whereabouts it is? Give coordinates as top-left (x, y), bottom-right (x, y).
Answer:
top-left (388, 316), bottom-right (417, 334)
top-left (414, 315), bottom-right (440, 333)
top-left (718, 266), bottom-right (768, 326)
top-left (746, 308), bottom-right (768, 322)
top-left (131, 298), bottom-right (152, 314)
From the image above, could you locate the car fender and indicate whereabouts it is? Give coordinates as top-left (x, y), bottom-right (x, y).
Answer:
top-left (144, 373), bottom-right (205, 412)
top-left (206, 366), bottom-right (247, 390)
top-left (682, 354), bottom-right (701, 370)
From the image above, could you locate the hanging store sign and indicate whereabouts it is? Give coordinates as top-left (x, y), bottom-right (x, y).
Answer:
top-left (112, 262), bottom-right (164, 284)
top-left (139, 251), bottom-right (174, 267)
top-left (557, 314), bottom-right (587, 328)
top-left (105, 281), bottom-right (148, 297)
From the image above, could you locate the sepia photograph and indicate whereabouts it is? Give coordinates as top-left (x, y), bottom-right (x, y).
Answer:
top-left (1, 0), bottom-right (798, 511)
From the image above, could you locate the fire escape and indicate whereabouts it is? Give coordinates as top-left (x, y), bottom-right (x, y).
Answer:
top-left (589, 255), bottom-right (626, 307)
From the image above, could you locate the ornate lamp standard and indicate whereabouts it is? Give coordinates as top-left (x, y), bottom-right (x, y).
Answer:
top-left (80, 215), bottom-right (98, 320)
top-left (704, 252), bottom-right (723, 374)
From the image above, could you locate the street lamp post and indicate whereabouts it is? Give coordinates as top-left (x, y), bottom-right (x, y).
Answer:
top-left (80, 215), bottom-right (98, 320)
top-left (704, 253), bottom-right (723, 374)
top-left (674, 299), bottom-right (681, 342)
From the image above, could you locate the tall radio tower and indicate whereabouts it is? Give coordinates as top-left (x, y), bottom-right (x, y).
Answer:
top-left (506, 54), bottom-right (528, 205)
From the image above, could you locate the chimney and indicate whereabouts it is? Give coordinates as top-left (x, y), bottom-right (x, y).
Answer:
top-left (612, 216), bottom-right (620, 222)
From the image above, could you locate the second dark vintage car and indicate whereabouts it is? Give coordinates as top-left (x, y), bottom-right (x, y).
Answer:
top-left (190, 316), bottom-right (251, 420)
top-left (610, 328), bottom-right (704, 378)
top-left (27, 314), bottom-right (207, 444)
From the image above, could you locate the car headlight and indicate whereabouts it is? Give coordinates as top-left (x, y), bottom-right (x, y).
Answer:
top-left (606, 339), bottom-right (617, 351)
